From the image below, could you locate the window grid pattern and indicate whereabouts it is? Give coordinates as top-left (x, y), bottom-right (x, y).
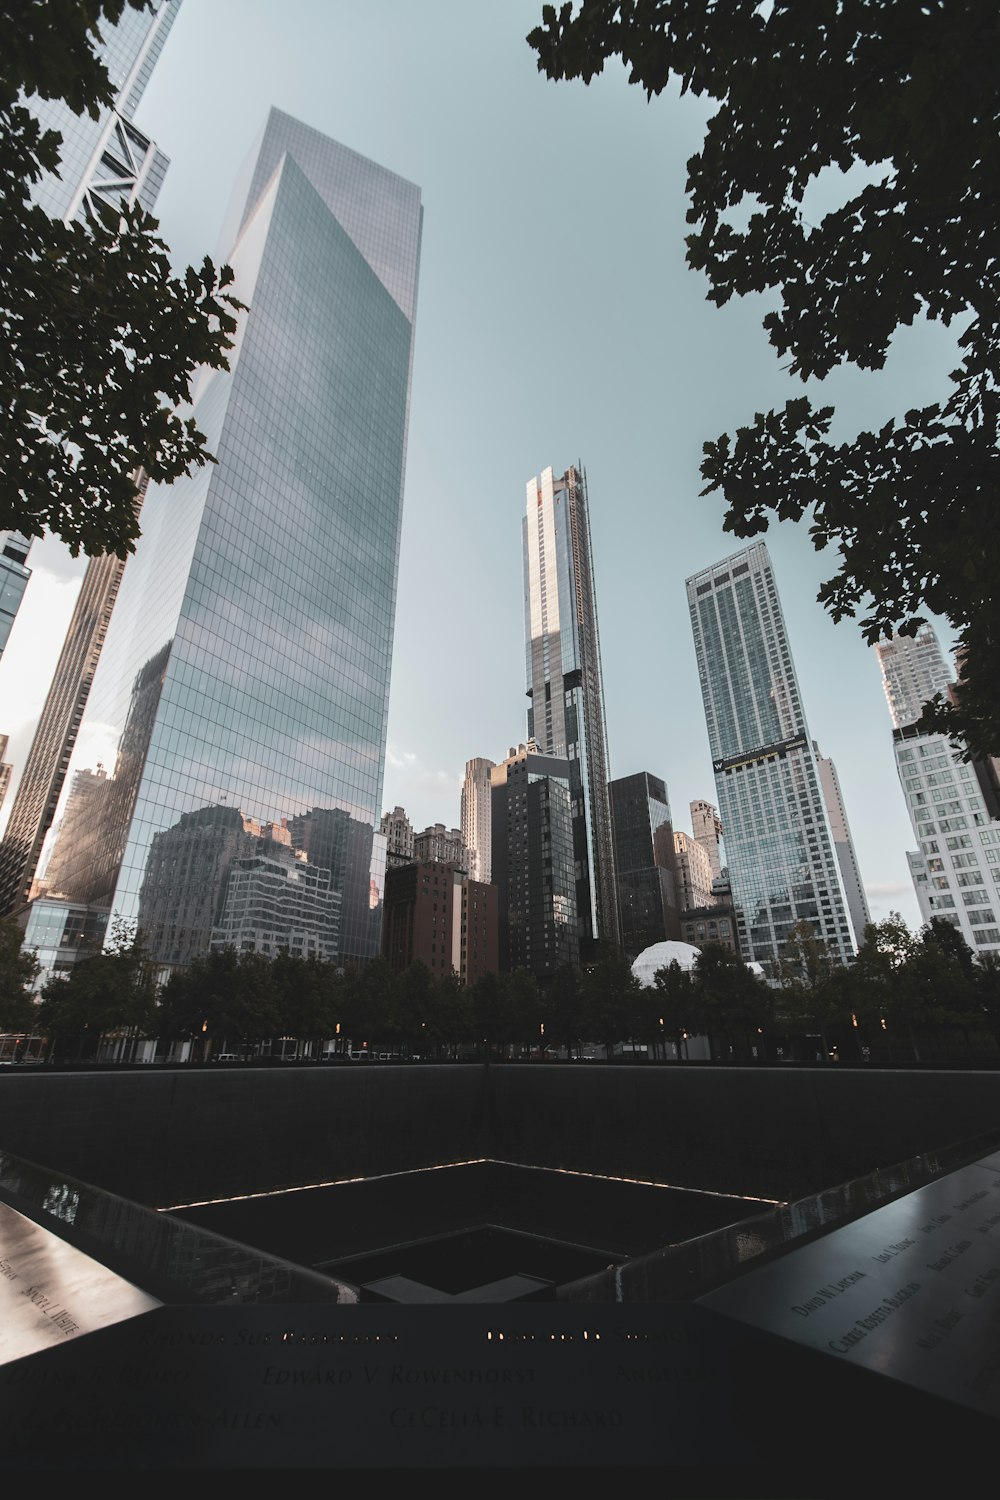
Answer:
top-left (686, 542), bottom-right (854, 969)
top-left (37, 113), bottom-right (422, 975)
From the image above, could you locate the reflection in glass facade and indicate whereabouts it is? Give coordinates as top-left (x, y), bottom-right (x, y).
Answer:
top-left (31, 109), bottom-right (422, 975)
top-left (686, 543), bottom-right (854, 969)
top-left (490, 745), bottom-right (579, 979)
top-left (523, 465), bottom-right (619, 956)
top-left (0, 518), bottom-right (148, 920)
top-left (608, 772), bottom-right (680, 959)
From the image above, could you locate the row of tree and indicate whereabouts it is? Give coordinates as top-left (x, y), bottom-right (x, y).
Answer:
top-left (3, 913), bottom-right (999, 1065)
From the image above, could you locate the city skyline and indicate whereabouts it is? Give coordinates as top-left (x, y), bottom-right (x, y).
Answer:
top-left (0, 0), bottom-right (964, 939)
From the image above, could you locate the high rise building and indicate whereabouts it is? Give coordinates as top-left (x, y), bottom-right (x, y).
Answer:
top-left (686, 541), bottom-right (854, 969)
top-left (27, 0), bottom-right (179, 224)
top-left (690, 798), bottom-right (723, 882)
top-left (24, 109), bottom-right (422, 976)
top-left (523, 464), bottom-right (619, 956)
top-left (0, 737), bottom-right (11, 814)
top-left (875, 624), bottom-right (954, 733)
top-left (0, 513), bottom-right (139, 918)
top-left (461, 756), bottom-right (495, 885)
top-left (0, 533), bottom-right (32, 664)
top-left (0, 3), bottom-right (181, 918)
top-left (490, 742), bottom-right (578, 979)
top-left (672, 830), bottom-right (716, 913)
top-left (813, 742), bottom-right (871, 948)
top-left (608, 772), bottom-right (679, 959)
top-left (875, 628), bottom-right (1000, 955)
top-left (382, 860), bottom-right (497, 986)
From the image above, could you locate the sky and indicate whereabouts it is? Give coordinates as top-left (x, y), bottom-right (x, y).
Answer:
top-left (0, 0), bottom-right (964, 933)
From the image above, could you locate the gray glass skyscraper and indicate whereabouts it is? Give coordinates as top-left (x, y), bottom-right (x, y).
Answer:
top-left (608, 772), bottom-right (680, 960)
top-left (686, 542), bottom-right (854, 969)
top-left (29, 108), bottom-right (422, 976)
top-left (523, 464), bottom-right (619, 957)
top-left (0, 533), bottom-right (32, 663)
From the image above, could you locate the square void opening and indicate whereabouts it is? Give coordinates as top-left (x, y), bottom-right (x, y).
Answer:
top-left (168, 1160), bottom-right (763, 1299)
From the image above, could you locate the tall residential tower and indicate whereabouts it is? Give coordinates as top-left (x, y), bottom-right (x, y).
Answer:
top-left (687, 542), bottom-right (854, 969)
top-left (523, 464), bottom-right (619, 956)
top-left (876, 628), bottom-right (1000, 955)
top-left (22, 109), bottom-right (422, 980)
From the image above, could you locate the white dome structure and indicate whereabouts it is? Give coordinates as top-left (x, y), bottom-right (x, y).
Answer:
top-left (631, 940), bottom-right (702, 989)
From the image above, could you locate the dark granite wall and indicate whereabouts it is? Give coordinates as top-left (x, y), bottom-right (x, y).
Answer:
top-left (0, 1062), bottom-right (998, 1207)
top-left (487, 1063), bottom-right (1000, 1199)
top-left (0, 1064), bottom-right (489, 1206)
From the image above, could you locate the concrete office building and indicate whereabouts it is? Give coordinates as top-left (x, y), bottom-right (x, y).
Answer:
top-left (523, 464), bottom-right (619, 957)
top-left (413, 824), bottom-right (466, 868)
top-left (687, 542), bottom-right (854, 969)
top-left (380, 807), bottom-right (415, 869)
top-left (461, 756), bottom-right (495, 886)
top-left (24, 109), bottom-right (422, 975)
top-left (690, 798), bottom-right (724, 882)
top-left (382, 860), bottom-right (497, 986)
top-left (491, 742), bottom-right (578, 979)
top-left (673, 830), bottom-right (717, 914)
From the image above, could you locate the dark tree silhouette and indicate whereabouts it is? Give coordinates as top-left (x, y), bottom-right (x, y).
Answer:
top-left (2, 0), bottom-right (241, 557)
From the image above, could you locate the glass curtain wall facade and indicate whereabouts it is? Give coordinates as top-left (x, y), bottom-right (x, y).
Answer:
top-left (490, 744), bottom-right (578, 979)
top-left (27, 0), bottom-right (178, 224)
top-left (523, 464), bottom-right (619, 957)
top-left (686, 542), bottom-right (854, 969)
top-left (608, 772), bottom-right (680, 959)
top-left (0, 534), bottom-right (32, 662)
top-left (30, 108), bottom-right (422, 975)
top-left (875, 624), bottom-right (954, 731)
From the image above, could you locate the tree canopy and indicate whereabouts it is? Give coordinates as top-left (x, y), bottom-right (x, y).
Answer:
top-left (0, 915), bottom-right (38, 1030)
top-left (528, 1), bottom-right (1000, 757)
top-left (1, 0), bottom-right (241, 558)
